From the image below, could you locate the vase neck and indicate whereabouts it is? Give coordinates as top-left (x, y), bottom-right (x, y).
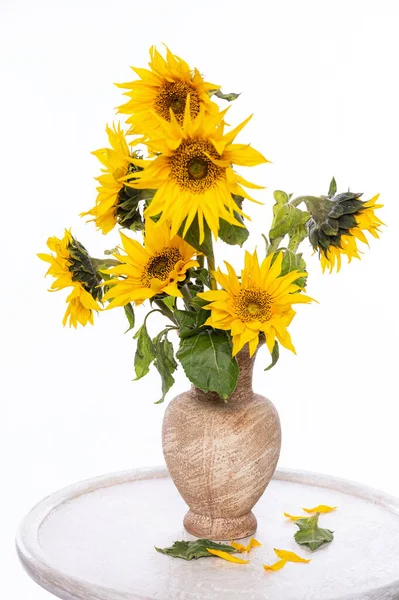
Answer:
top-left (191, 346), bottom-right (257, 404)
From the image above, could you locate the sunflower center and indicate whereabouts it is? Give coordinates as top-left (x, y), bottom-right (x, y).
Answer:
top-left (142, 247), bottom-right (183, 286)
top-left (234, 288), bottom-right (272, 323)
top-left (170, 139), bottom-right (224, 193)
top-left (154, 80), bottom-right (201, 124)
top-left (188, 157), bottom-right (208, 180)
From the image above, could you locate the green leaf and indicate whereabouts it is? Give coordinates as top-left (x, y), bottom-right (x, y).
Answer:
top-left (123, 303), bottom-right (135, 333)
top-left (191, 268), bottom-right (211, 289)
top-left (328, 176), bottom-right (337, 197)
top-left (219, 218), bottom-right (249, 246)
top-left (294, 513), bottom-right (334, 551)
top-left (178, 216), bottom-right (214, 260)
top-left (133, 322), bottom-right (156, 380)
top-left (153, 335), bottom-right (177, 404)
top-left (265, 341), bottom-right (279, 371)
top-left (219, 195), bottom-right (249, 246)
top-left (212, 90), bottom-right (240, 102)
top-left (174, 309), bottom-right (208, 339)
top-left (273, 190), bottom-right (289, 217)
top-left (155, 539), bottom-right (237, 560)
top-left (288, 224), bottom-right (308, 252)
top-left (176, 330), bottom-right (238, 399)
top-left (161, 296), bottom-right (176, 311)
top-left (270, 205), bottom-right (311, 240)
top-left (189, 295), bottom-right (210, 311)
top-left (279, 250), bottom-right (308, 289)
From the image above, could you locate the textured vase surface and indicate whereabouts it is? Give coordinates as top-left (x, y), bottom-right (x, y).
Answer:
top-left (162, 347), bottom-right (282, 541)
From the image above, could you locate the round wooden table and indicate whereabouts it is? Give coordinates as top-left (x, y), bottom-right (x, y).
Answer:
top-left (16, 467), bottom-right (399, 600)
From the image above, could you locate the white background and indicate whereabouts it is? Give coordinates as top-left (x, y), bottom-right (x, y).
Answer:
top-left (1, 0), bottom-right (399, 597)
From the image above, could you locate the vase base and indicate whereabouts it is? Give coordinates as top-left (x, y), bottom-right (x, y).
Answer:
top-left (183, 509), bottom-right (257, 541)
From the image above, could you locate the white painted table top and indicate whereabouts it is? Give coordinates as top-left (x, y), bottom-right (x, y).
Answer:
top-left (16, 467), bottom-right (399, 600)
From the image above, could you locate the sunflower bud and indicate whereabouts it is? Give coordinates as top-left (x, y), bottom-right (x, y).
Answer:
top-left (302, 182), bottom-right (383, 272)
top-left (306, 192), bottom-right (363, 253)
top-left (68, 237), bottom-right (103, 302)
top-left (116, 161), bottom-right (148, 231)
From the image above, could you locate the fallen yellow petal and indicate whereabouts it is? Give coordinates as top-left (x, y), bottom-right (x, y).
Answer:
top-left (230, 541), bottom-right (247, 553)
top-left (206, 548), bottom-right (250, 563)
top-left (247, 537), bottom-right (262, 550)
top-left (284, 512), bottom-right (309, 521)
top-left (302, 505), bottom-right (337, 514)
top-left (263, 559), bottom-right (288, 571)
top-left (230, 537), bottom-right (262, 553)
top-left (274, 549), bottom-right (311, 563)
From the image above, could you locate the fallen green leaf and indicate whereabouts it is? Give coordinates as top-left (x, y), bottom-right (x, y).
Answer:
top-left (155, 539), bottom-right (237, 560)
top-left (294, 513), bottom-right (334, 551)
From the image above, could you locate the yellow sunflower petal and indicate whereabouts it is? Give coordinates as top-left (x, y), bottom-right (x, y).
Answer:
top-left (302, 505), bottom-right (337, 514)
top-left (206, 549), bottom-right (250, 564)
top-left (274, 549), bottom-right (311, 563)
top-left (263, 559), bottom-right (288, 572)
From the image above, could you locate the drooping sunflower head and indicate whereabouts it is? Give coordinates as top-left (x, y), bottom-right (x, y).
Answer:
top-left (198, 250), bottom-right (314, 358)
top-left (127, 101), bottom-right (269, 243)
top-left (116, 45), bottom-right (220, 135)
top-left (306, 192), bottom-right (384, 272)
top-left (38, 231), bottom-right (102, 327)
top-left (102, 220), bottom-right (199, 309)
top-left (81, 123), bottom-right (146, 234)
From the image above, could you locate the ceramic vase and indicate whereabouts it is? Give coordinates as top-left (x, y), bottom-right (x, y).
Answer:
top-left (162, 346), bottom-right (281, 540)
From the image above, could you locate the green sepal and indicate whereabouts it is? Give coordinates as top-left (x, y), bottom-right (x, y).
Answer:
top-left (176, 330), bottom-right (238, 400)
top-left (155, 539), bottom-right (237, 560)
top-left (264, 342), bottom-right (279, 371)
top-left (328, 176), bottom-right (337, 198)
top-left (133, 322), bottom-right (156, 380)
top-left (68, 238), bottom-right (103, 301)
top-left (123, 303), bottom-right (135, 333)
top-left (210, 89), bottom-right (240, 102)
top-left (178, 216), bottom-right (214, 260)
top-left (294, 513), bottom-right (334, 551)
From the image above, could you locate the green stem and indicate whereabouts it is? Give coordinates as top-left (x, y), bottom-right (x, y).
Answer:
top-left (181, 284), bottom-right (193, 310)
top-left (197, 254), bottom-right (205, 269)
top-left (153, 300), bottom-right (176, 324)
top-left (266, 236), bottom-right (284, 256)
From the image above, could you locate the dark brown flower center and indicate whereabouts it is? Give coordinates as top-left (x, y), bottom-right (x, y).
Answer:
top-left (142, 247), bottom-right (183, 286)
top-left (154, 80), bottom-right (201, 124)
top-left (234, 288), bottom-right (272, 322)
top-left (170, 139), bottom-right (224, 193)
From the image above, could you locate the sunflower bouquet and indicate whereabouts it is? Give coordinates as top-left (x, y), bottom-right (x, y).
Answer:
top-left (39, 46), bottom-right (383, 402)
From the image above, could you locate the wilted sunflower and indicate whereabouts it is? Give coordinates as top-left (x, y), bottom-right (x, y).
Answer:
top-left (102, 220), bottom-right (199, 309)
top-left (198, 251), bottom-right (314, 357)
top-left (38, 231), bottom-right (102, 327)
top-left (127, 101), bottom-right (268, 243)
top-left (81, 123), bottom-right (143, 234)
top-left (116, 45), bottom-right (219, 135)
top-left (307, 193), bottom-right (383, 272)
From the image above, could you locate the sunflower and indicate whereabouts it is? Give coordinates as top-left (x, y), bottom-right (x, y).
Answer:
top-left (81, 123), bottom-right (141, 234)
top-left (198, 250), bottom-right (314, 357)
top-left (116, 45), bottom-right (220, 135)
top-left (102, 220), bottom-right (199, 309)
top-left (38, 231), bottom-right (102, 327)
top-left (306, 193), bottom-right (384, 272)
top-left (126, 101), bottom-right (268, 243)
